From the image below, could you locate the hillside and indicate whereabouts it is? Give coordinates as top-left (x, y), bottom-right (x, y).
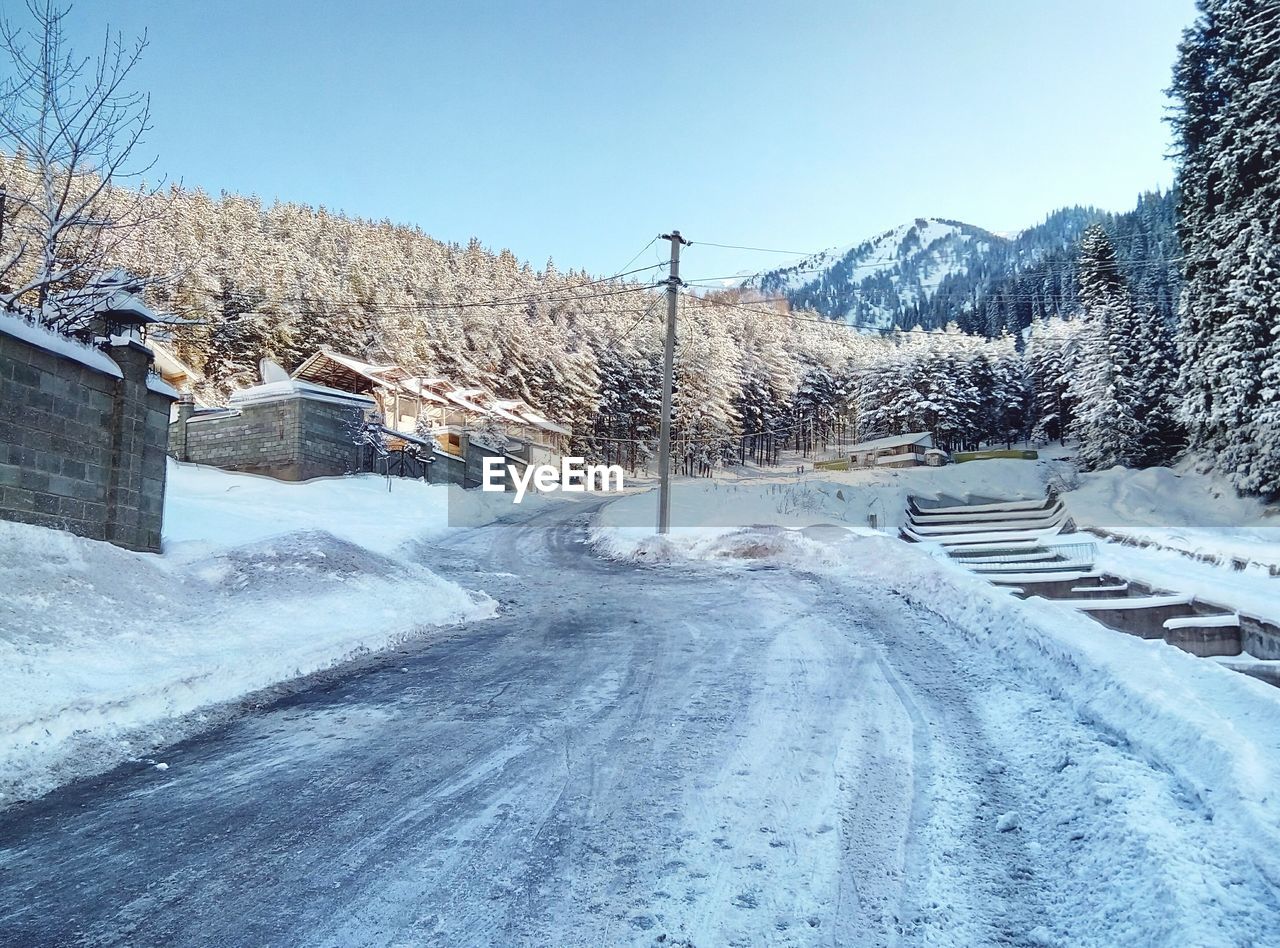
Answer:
top-left (0, 149), bottom-right (1175, 475)
top-left (743, 193), bottom-right (1180, 335)
top-left (744, 218), bottom-right (1004, 330)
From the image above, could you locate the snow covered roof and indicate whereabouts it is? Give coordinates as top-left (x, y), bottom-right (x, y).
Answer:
top-left (289, 347), bottom-right (568, 432)
top-left (93, 289), bottom-right (159, 324)
top-left (398, 377), bottom-right (450, 404)
top-left (294, 349), bottom-right (465, 411)
top-left (148, 340), bottom-right (204, 383)
top-left (444, 388), bottom-right (492, 414)
top-left (486, 398), bottom-right (570, 436)
top-left (488, 399), bottom-right (531, 424)
top-left (146, 375), bottom-right (181, 399)
top-left (229, 378), bottom-right (377, 409)
top-left (849, 431), bottom-right (932, 453)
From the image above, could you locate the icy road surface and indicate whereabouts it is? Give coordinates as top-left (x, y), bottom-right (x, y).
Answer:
top-left (1, 501), bottom-right (1276, 946)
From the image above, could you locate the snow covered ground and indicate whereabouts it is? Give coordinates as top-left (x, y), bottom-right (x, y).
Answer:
top-left (1061, 462), bottom-right (1280, 569)
top-left (591, 472), bottom-right (1280, 944)
top-left (592, 458), bottom-right (1054, 560)
top-left (5, 490), bottom-right (1280, 945)
top-left (0, 462), bottom-right (496, 806)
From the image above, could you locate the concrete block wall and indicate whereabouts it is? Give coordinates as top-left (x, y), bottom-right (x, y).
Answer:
top-left (1239, 615), bottom-right (1280, 660)
top-left (429, 449), bottom-right (467, 486)
top-left (0, 331), bottom-right (174, 552)
top-left (173, 391), bottom-right (367, 481)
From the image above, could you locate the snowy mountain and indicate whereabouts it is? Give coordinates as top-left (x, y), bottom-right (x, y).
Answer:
top-left (739, 196), bottom-right (1179, 335)
top-left (743, 218), bottom-right (1004, 330)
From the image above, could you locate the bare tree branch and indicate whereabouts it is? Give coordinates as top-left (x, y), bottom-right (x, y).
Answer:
top-left (0, 0), bottom-right (172, 331)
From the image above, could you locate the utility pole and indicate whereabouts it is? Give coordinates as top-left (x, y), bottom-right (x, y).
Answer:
top-left (656, 230), bottom-right (688, 534)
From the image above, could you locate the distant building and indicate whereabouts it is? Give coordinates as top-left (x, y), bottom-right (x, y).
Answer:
top-left (847, 432), bottom-right (938, 468)
top-left (290, 347), bottom-right (571, 465)
top-left (147, 340), bottom-right (206, 408)
top-left (169, 376), bottom-right (376, 482)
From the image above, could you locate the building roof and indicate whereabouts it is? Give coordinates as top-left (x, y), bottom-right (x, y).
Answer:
top-left (229, 378), bottom-right (377, 409)
top-left (148, 339), bottom-right (204, 383)
top-left (292, 348), bottom-right (401, 392)
top-left (485, 399), bottom-right (526, 422)
top-left (849, 431), bottom-right (932, 453)
top-left (444, 388), bottom-right (492, 414)
top-left (290, 347), bottom-right (572, 436)
top-left (518, 408), bottom-right (571, 437)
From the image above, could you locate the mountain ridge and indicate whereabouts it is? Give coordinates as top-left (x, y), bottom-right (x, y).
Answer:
top-left (736, 194), bottom-right (1179, 336)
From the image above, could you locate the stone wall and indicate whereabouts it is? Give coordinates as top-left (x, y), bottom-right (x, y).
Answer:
top-left (0, 329), bottom-right (175, 552)
top-left (171, 382), bottom-right (373, 481)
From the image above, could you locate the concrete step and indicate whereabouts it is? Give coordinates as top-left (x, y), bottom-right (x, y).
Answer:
top-left (908, 513), bottom-right (1068, 536)
top-left (1039, 595), bottom-right (1198, 638)
top-left (970, 559), bottom-right (1091, 575)
top-left (1070, 582), bottom-right (1130, 597)
top-left (1162, 614), bottom-right (1242, 657)
top-left (953, 549), bottom-right (1058, 564)
top-left (908, 502), bottom-right (1065, 526)
top-left (1216, 658), bottom-right (1280, 688)
top-left (909, 497), bottom-right (1053, 516)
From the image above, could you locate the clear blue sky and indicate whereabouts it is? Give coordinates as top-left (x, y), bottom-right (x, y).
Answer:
top-left (62, 0), bottom-right (1196, 281)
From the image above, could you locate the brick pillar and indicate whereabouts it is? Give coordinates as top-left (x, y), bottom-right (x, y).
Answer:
top-left (171, 393), bottom-right (194, 461)
top-left (104, 339), bottom-right (156, 551)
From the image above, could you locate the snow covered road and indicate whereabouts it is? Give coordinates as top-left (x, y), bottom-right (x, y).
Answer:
top-left (1, 500), bottom-right (1277, 946)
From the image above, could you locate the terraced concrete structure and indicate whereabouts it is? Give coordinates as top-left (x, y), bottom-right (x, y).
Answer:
top-left (902, 491), bottom-right (1280, 684)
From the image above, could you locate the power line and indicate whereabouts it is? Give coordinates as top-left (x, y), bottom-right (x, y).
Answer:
top-left (612, 236), bottom-right (662, 277)
top-left (600, 292), bottom-right (665, 348)
top-left (177, 279), bottom-right (663, 315)
top-left (688, 239), bottom-right (831, 257)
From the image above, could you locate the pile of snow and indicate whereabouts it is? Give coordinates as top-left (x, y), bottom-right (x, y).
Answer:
top-left (0, 462), bottom-right (495, 805)
top-left (163, 461), bottom-right (460, 562)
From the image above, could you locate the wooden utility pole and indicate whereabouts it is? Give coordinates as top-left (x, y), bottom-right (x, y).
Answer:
top-left (656, 230), bottom-right (688, 534)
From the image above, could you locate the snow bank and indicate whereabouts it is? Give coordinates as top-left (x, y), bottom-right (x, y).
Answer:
top-left (1095, 541), bottom-right (1280, 625)
top-left (0, 463), bottom-right (494, 805)
top-left (163, 461), bottom-right (459, 561)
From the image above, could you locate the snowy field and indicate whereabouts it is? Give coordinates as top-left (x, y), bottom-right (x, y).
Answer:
top-left (1063, 462), bottom-right (1280, 569)
top-left (0, 462), bottom-right (496, 805)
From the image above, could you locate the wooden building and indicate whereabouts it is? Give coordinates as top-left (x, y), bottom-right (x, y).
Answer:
top-left (847, 432), bottom-right (939, 468)
top-left (290, 347), bottom-right (571, 464)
